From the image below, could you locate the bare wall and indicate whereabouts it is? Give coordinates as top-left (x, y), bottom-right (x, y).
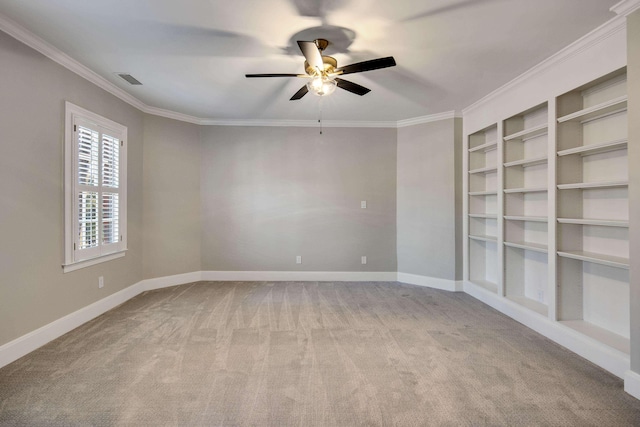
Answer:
top-left (397, 118), bottom-right (462, 280)
top-left (142, 115), bottom-right (202, 279)
top-left (0, 30), bottom-right (144, 346)
top-left (200, 126), bottom-right (397, 272)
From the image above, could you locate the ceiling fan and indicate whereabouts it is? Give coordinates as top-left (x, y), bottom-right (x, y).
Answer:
top-left (245, 39), bottom-right (396, 100)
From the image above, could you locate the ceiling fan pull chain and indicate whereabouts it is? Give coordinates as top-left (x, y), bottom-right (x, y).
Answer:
top-left (319, 97), bottom-right (323, 135)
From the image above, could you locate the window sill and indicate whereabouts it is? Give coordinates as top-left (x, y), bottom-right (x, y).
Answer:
top-left (62, 250), bottom-right (127, 273)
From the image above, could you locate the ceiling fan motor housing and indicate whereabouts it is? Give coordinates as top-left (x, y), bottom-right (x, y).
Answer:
top-left (305, 56), bottom-right (337, 77)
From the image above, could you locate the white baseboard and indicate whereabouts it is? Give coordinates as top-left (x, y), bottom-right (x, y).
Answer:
top-left (200, 270), bottom-right (397, 282)
top-left (139, 271), bottom-right (204, 292)
top-left (0, 270), bottom-right (406, 369)
top-left (4, 270), bottom-right (629, 389)
top-left (624, 370), bottom-right (640, 400)
top-left (463, 281), bottom-right (630, 379)
top-left (0, 282), bottom-right (144, 369)
top-left (397, 272), bottom-right (463, 292)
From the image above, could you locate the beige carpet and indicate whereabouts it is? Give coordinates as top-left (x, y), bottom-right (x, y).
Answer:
top-left (1, 281), bottom-right (639, 426)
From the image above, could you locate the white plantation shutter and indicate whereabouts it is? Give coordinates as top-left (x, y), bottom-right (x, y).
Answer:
top-left (64, 103), bottom-right (127, 271)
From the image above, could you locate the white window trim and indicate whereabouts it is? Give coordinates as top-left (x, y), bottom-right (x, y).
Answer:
top-left (63, 101), bottom-right (128, 272)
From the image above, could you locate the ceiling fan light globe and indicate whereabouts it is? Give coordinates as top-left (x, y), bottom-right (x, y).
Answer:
top-left (307, 77), bottom-right (337, 97)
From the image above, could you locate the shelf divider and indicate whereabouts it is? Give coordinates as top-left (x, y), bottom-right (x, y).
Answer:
top-left (504, 187), bottom-right (548, 194)
top-left (469, 165), bottom-right (498, 175)
top-left (469, 140), bottom-right (498, 153)
top-left (557, 180), bottom-right (628, 190)
top-left (504, 241), bottom-right (548, 253)
top-left (557, 95), bottom-right (627, 123)
top-left (557, 218), bottom-right (629, 227)
top-left (469, 213), bottom-right (498, 219)
top-left (503, 123), bottom-right (548, 141)
top-left (504, 215), bottom-right (548, 223)
top-left (503, 155), bottom-right (548, 168)
top-left (557, 138), bottom-right (627, 157)
top-left (469, 234), bottom-right (497, 243)
top-left (469, 190), bottom-right (498, 196)
top-left (557, 250), bottom-right (629, 269)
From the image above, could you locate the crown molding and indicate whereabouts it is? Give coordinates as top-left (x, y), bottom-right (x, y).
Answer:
top-left (396, 111), bottom-right (461, 128)
top-left (143, 105), bottom-right (206, 125)
top-left (199, 118), bottom-right (398, 128)
top-left (611, 0), bottom-right (640, 16)
top-left (0, 13), bottom-right (147, 112)
top-left (462, 13), bottom-right (626, 116)
top-left (0, 12), bottom-right (461, 130)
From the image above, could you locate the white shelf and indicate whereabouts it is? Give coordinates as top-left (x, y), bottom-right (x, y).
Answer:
top-left (557, 180), bottom-right (628, 190)
top-left (503, 155), bottom-right (548, 168)
top-left (557, 218), bottom-right (628, 227)
top-left (557, 95), bottom-right (628, 123)
top-left (469, 234), bottom-right (497, 243)
top-left (504, 241), bottom-right (548, 253)
top-left (557, 250), bottom-right (629, 269)
top-left (507, 296), bottom-right (548, 316)
top-left (469, 213), bottom-right (498, 219)
top-left (469, 165), bottom-right (498, 175)
top-left (504, 187), bottom-right (547, 194)
top-left (557, 138), bottom-right (628, 157)
top-left (503, 123), bottom-right (548, 141)
top-left (469, 279), bottom-right (498, 294)
top-left (560, 320), bottom-right (630, 354)
top-left (504, 215), bottom-right (548, 223)
top-left (469, 140), bottom-right (498, 153)
top-left (469, 190), bottom-right (498, 196)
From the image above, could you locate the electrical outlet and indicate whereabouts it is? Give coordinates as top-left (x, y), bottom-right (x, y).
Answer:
top-left (296, 255), bottom-right (302, 264)
top-left (361, 200), bottom-right (367, 209)
top-left (98, 276), bottom-right (104, 289)
top-left (361, 256), bottom-right (367, 265)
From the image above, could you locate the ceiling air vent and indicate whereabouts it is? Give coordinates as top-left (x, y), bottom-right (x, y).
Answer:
top-left (117, 73), bottom-right (142, 85)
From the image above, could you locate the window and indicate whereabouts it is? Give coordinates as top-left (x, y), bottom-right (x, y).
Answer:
top-left (64, 102), bottom-right (127, 272)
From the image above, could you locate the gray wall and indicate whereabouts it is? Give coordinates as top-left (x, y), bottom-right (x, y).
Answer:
top-left (628, 9), bottom-right (640, 374)
top-left (0, 25), bottom-right (464, 351)
top-left (200, 126), bottom-right (397, 272)
top-left (396, 118), bottom-right (462, 280)
top-left (142, 115), bottom-right (202, 279)
top-left (0, 30), bottom-right (144, 346)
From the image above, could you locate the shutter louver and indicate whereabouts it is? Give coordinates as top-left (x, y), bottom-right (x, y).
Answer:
top-left (77, 126), bottom-right (99, 186)
top-left (78, 192), bottom-right (98, 249)
top-left (102, 134), bottom-right (119, 188)
top-left (102, 193), bottom-right (119, 245)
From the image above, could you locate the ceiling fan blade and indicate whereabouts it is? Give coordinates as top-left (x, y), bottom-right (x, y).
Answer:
top-left (245, 73), bottom-right (301, 78)
top-left (297, 40), bottom-right (324, 72)
top-left (335, 78), bottom-right (371, 96)
top-left (335, 57), bottom-right (396, 75)
top-left (290, 85), bottom-right (309, 100)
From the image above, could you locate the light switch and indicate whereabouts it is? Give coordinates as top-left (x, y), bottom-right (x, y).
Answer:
top-left (296, 255), bottom-right (302, 264)
top-left (361, 201), bottom-right (367, 209)
top-left (361, 256), bottom-right (367, 265)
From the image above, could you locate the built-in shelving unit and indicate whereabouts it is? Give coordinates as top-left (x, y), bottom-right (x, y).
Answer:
top-left (555, 69), bottom-right (629, 353)
top-left (502, 103), bottom-right (550, 314)
top-left (464, 67), bottom-right (630, 362)
top-left (467, 124), bottom-right (499, 293)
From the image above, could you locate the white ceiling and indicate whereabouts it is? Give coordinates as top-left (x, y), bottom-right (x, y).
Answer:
top-left (0, 0), bottom-right (620, 122)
